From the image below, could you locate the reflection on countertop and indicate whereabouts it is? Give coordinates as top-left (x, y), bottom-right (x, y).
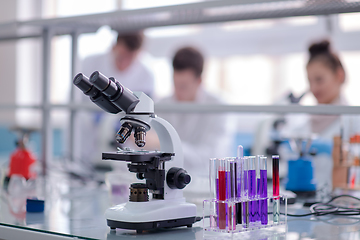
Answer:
top-left (107, 227), bottom-right (202, 240)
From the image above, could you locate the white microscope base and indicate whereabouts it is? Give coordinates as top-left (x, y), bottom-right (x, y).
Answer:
top-left (105, 198), bottom-right (197, 231)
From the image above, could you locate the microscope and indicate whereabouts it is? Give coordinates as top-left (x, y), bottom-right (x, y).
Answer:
top-left (73, 71), bottom-right (197, 232)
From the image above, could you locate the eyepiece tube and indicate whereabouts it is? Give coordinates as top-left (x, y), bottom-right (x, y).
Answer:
top-left (73, 73), bottom-right (92, 93)
top-left (73, 72), bottom-right (122, 114)
top-left (90, 72), bottom-right (119, 97)
top-left (90, 71), bottom-right (110, 91)
top-left (89, 71), bottom-right (139, 114)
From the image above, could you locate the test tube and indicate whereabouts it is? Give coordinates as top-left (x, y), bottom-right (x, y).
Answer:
top-left (272, 155), bottom-right (280, 223)
top-left (209, 158), bottom-right (218, 228)
top-left (218, 158), bottom-right (227, 229)
top-left (228, 158), bottom-right (236, 201)
top-left (228, 158), bottom-right (236, 230)
top-left (237, 145), bottom-right (243, 159)
top-left (209, 158), bottom-right (218, 200)
top-left (242, 157), bottom-right (249, 226)
top-left (255, 155), bottom-right (262, 222)
top-left (236, 146), bottom-right (243, 224)
top-left (248, 156), bottom-right (256, 222)
top-left (259, 156), bottom-right (268, 225)
top-left (236, 157), bottom-right (242, 224)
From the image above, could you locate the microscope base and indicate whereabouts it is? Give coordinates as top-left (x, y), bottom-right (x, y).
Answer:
top-left (105, 199), bottom-right (197, 232)
top-left (107, 217), bottom-right (195, 232)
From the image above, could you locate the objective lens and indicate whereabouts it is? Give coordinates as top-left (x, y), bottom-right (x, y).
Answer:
top-left (116, 122), bottom-right (133, 144)
top-left (134, 127), bottom-right (146, 147)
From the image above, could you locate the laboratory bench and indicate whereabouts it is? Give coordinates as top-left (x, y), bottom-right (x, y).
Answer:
top-left (1, 170), bottom-right (360, 240)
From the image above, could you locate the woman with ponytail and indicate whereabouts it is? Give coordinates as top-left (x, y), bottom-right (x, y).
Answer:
top-left (307, 40), bottom-right (346, 105)
top-left (306, 40), bottom-right (348, 135)
top-left (280, 40), bottom-right (349, 191)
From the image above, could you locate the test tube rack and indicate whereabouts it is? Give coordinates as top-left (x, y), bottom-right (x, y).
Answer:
top-left (203, 156), bottom-right (287, 237)
top-left (202, 195), bottom-right (287, 234)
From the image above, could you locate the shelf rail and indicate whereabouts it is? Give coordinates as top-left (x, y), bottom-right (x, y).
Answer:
top-left (1, 103), bottom-right (359, 115)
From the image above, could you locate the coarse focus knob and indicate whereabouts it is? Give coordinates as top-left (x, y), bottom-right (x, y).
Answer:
top-left (129, 183), bottom-right (149, 202)
top-left (166, 167), bottom-right (191, 189)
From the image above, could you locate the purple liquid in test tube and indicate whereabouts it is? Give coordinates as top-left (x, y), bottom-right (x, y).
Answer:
top-left (260, 157), bottom-right (268, 225)
top-left (255, 155), bottom-right (262, 222)
top-left (256, 178), bottom-right (260, 221)
top-left (248, 156), bottom-right (256, 223)
top-left (226, 159), bottom-right (231, 201)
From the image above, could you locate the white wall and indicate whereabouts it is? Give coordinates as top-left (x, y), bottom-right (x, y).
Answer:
top-left (0, 1), bottom-right (17, 124)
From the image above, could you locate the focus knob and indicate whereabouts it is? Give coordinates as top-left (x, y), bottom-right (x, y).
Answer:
top-left (166, 167), bottom-right (191, 189)
top-left (179, 173), bottom-right (190, 185)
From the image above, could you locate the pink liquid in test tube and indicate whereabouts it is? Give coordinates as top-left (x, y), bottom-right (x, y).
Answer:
top-left (272, 155), bottom-right (280, 223)
top-left (218, 159), bottom-right (226, 229)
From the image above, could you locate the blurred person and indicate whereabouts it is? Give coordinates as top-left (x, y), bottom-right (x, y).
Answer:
top-left (307, 40), bottom-right (346, 105)
top-left (282, 40), bottom-right (348, 139)
top-left (306, 40), bottom-right (347, 135)
top-left (280, 40), bottom-right (350, 192)
top-left (158, 47), bottom-right (233, 194)
top-left (82, 31), bottom-right (155, 97)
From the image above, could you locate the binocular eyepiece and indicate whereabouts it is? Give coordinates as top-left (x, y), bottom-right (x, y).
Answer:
top-left (73, 71), bottom-right (148, 147)
top-left (73, 71), bottom-right (139, 114)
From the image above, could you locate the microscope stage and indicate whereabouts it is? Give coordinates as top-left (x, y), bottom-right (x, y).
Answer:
top-left (102, 151), bottom-right (174, 163)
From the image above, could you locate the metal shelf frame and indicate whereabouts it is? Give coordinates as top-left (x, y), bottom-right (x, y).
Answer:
top-left (0, 0), bottom-right (359, 175)
top-left (2, 103), bottom-right (360, 115)
top-left (1, 0), bottom-right (360, 39)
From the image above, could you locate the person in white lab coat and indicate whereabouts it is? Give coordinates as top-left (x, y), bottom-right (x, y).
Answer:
top-left (281, 40), bottom-right (350, 192)
top-left (158, 47), bottom-right (233, 194)
top-left (81, 32), bottom-right (155, 97)
top-left (284, 40), bottom-right (348, 139)
top-left (306, 40), bottom-right (348, 137)
top-left (307, 40), bottom-right (351, 191)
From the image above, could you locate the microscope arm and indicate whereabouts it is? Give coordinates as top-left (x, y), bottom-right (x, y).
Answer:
top-left (150, 117), bottom-right (183, 168)
top-left (150, 116), bottom-right (185, 200)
